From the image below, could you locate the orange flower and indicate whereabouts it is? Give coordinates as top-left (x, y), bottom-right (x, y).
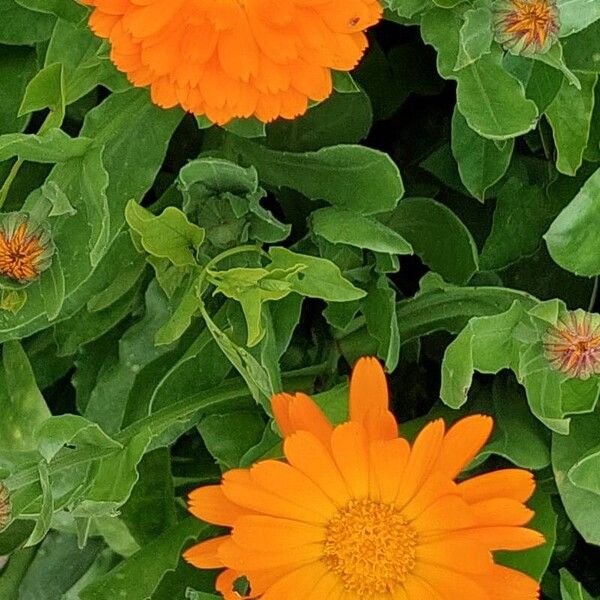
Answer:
top-left (184, 357), bottom-right (544, 599)
top-left (493, 0), bottom-right (560, 55)
top-left (81, 0), bottom-right (382, 124)
top-left (544, 310), bottom-right (600, 379)
top-left (0, 213), bottom-right (54, 283)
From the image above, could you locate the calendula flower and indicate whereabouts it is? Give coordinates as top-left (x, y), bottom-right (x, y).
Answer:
top-left (493, 0), bottom-right (560, 55)
top-left (0, 213), bottom-right (54, 284)
top-left (81, 0), bottom-right (382, 125)
top-left (544, 309), bottom-right (600, 379)
top-left (184, 357), bottom-right (544, 599)
top-left (0, 481), bottom-right (10, 531)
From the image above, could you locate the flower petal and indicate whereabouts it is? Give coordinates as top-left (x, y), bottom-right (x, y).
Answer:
top-left (183, 535), bottom-right (228, 569)
top-left (435, 415), bottom-right (493, 479)
top-left (272, 392), bottom-right (333, 445)
top-left (187, 484), bottom-right (251, 526)
top-left (284, 431), bottom-right (350, 506)
top-left (458, 469), bottom-right (536, 504)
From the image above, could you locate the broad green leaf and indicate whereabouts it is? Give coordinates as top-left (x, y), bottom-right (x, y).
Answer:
top-left (361, 275), bottom-right (401, 370)
top-left (556, 0), bottom-right (600, 36)
top-left (553, 410), bottom-right (600, 544)
top-left (198, 409), bottom-right (266, 469)
top-left (45, 19), bottom-right (128, 104)
top-left (34, 414), bottom-right (121, 463)
top-left (73, 429), bottom-right (152, 517)
top-left (18, 63), bottom-right (65, 131)
top-left (268, 247), bottom-right (366, 302)
top-left (533, 43), bottom-right (581, 89)
top-left (451, 108), bottom-right (514, 201)
top-left (422, 9), bottom-right (539, 140)
top-left (16, 0), bottom-right (87, 22)
top-left (386, 198), bottom-right (479, 285)
top-left (126, 202), bottom-right (205, 267)
top-left (560, 569), bottom-right (595, 600)
top-left (230, 137), bottom-right (404, 214)
top-left (562, 21), bottom-right (600, 73)
top-left (0, 0), bottom-right (55, 44)
top-left (120, 449), bottom-right (176, 545)
top-left (37, 251), bottom-right (65, 321)
top-left (266, 89), bottom-right (373, 152)
top-left (0, 129), bottom-right (91, 163)
top-left (24, 462), bottom-right (53, 547)
top-left (79, 519), bottom-right (213, 600)
top-left (0, 45), bottom-right (36, 134)
top-left (546, 72), bottom-right (598, 175)
top-left (503, 53), bottom-right (563, 113)
top-left (545, 168), bottom-right (600, 276)
top-left (311, 207), bottom-right (413, 255)
top-left (481, 177), bottom-right (554, 270)
top-left (0, 341), bottom-right (50, 453)
top-left (454, 7), bottom-right (493, 70)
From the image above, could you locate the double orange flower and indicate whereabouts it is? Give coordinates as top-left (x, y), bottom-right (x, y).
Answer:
top-left (81, 0), bottom-right (382, 124)
top-left (184, 358), bottom-right (544, 599)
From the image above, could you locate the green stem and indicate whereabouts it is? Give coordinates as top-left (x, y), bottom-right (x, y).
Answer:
top-left (589, 276), bottom-right (599, 312)
top-left (0, 158), bottom-right (24, 210)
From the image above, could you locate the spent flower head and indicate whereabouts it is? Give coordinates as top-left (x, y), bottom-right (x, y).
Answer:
top-left (0, 213), bottom-right (54, 284)
top-left (494, 0), bottom-right (560, 55)
top-left (544, 309), bottom-right (600, 380)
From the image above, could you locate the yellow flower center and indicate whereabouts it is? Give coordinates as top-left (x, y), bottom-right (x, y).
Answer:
top-left (323, 499), bottom-right (418, 596)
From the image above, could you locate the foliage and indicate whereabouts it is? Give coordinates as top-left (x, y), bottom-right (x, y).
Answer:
top-left (0, 0), bottom-right (599, 598)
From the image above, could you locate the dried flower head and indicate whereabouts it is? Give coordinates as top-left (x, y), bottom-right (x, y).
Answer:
top-left (184, 358), bottom-right (544, 600)
top-left (544, 310), bottom-right (600, 379)
top-left (0, 481), bottom-right (10, 531)
top-left (0, 213), bottom-right (54, 284)
top-left (494, 0), bottom-right (560, 56)
top-left (80, 0), bottom-right (382, 125)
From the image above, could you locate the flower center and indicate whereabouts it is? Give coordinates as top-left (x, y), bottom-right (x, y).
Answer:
top-left (505, 0), bottom-right (557, 45)
top-left (323, 499), bottom-right (418, 596)
top-left (0, 224), bottom-right (44, 281)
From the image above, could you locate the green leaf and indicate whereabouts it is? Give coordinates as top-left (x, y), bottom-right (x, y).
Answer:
top-left (73, 429), bottom-right (152, 517)
top-left (0, 45), bottom-right (37, 135)
top-left (79, 519), bottom-right (212, 600)
top-left (422, 9), bottom-right (539, 140)
top-left (0, 0), bottom-right (55, 44)
top-left (451, 107), bottom-right (514, 201)
top-left (126, 202), bottom-right (205, 267)
top-left (386, 198), bottom-right (479, 285)
top-left (34, 414), bottom-right (121, 463)
top-left (268, 247), bottom-right (366, 302)
top-left (361, 275), bottom-right (401, 370)
top-left (546, 72), bottom-right (598, 175)
top-left (556, 0), bottom-right (600, 36)
top-left (24, 461), bottom-right (53, 547)
top-left (230, 137), bottom-right (404, 214)
top-left (311, 207), bottom-right (413, 255)
top-left (481, 177), bottom-right (553, 270)
top-left (0, 341), bottom-right (50, 453)
top-left (18, 62), bottom-right (65, 131)
top-left (37, 251), bottom-right (65, 321)
top-left (16, 0), bottom-right (87, 22)
top-left (454, 7), bottom-right (493, 71)
top-left (545, 167), bottom-right (600, 276)
top-left (560, 569), bottom-right (595, 600)
top-left (0, 129), bottom-right (91, 163)
top-left (45, 19), bottom-right (128, 104)
top-left (553, 410), bottom-right (600, 545)
top-left (566, 441), bottom-right (600, 494)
